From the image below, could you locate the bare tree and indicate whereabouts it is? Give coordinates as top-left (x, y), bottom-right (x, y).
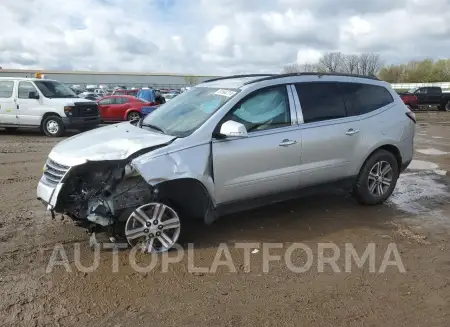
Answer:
top-left (343, 54), bottom-right (359, 74)
top-left (366, 53), bottom-right (383, 76)
top-left (356, 53), bottom-right (369, 75)
top-left (281, 63), bottom-right (318, 73)
top-left (318, 52), bottom-right (343, 72)
top-left (184, 75), bottom-right (200, 85)
top-left (281, 63), bottom-right (302, 73)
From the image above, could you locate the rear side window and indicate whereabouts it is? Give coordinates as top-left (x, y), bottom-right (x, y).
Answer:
top-left (0, 81), bottom-right (14, 98)
top-left (117, 97), bottom-right (129, 104)
top-left (99, 98), bottom-right (115, 105)
top-left (428, 87), bottom-right (441, 95)
top-left (295, 82), bottom-right (346, 123)
top-left (339, 83), bottom-right (394, 116)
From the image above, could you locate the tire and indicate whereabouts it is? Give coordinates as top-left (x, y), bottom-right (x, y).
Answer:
top-left (42, 116), bottom-right (65, 137)
top-left (438, 101), bottom-right (450, 112)
top-left (4, 127), bottom-right (18, 133)
top-left (353, 150), bottom-right (399, 205)
top-left (127, 111), bottom-right (140, 121)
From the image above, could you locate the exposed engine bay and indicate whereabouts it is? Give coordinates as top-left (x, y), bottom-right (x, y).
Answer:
top-left (56, 161), bottom-right (154, 228)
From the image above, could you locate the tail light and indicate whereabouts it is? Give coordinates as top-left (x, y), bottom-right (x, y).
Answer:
top-left (406, 111), bottom-right (416, 123)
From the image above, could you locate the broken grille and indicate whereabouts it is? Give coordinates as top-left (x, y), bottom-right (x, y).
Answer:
top-left (43, 159), bottom-right (70, 186)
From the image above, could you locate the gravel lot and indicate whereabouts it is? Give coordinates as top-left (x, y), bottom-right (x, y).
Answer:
top-left (1, 113), bottom-right (450, 327)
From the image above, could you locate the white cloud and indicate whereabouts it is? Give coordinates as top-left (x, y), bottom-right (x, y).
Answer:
top-left (1, 0), bottom-right (450, 74)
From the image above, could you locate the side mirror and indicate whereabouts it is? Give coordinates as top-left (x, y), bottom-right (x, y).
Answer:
top-left (28, 91), bottom-right (39, 99)
top-left (219, 120), bottom-right (248, 138)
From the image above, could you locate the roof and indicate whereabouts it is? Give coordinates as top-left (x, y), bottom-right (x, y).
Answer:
top-left (0, 68), bottom-right (219, 78)
top-left (198, 72), bottom-right (382, 89)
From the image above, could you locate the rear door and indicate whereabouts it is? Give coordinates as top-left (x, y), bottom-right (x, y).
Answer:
top-left (112, 97), bottom-right (131, 120)
top-left (427, 87), bottom-right (442, 105)
top-left (0, 80), bottom-right (17, 125)
top-left (294, 82), bottom-right (361, 186)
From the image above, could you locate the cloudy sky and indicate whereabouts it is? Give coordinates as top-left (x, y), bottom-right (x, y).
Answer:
top-left (1, 0), bottom-right (450, 75)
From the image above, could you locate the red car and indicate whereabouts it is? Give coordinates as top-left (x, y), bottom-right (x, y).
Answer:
top-left (97, 95), bottom-right (151, 121)
top-left (399, 93), bottom-right (419, 110)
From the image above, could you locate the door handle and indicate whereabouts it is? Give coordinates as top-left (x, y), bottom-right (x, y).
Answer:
top-left (279, 139), bottom-right (297, 147)
top-left (345, 128), bottom-right (360, 136)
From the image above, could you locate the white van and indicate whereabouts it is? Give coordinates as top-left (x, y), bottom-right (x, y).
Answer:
top-left (0, 77), bottom-right (101, 137)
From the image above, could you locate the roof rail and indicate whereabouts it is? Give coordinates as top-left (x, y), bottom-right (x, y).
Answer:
top-left (243, 72), bottom-right (380, 85)
top-left (202, 74), bottom-right (276, 83)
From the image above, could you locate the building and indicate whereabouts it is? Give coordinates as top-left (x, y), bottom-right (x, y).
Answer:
top-left (0, 69), bottom-right (221, 89)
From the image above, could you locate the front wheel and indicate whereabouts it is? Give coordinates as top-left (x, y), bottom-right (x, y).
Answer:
top-left (353, 150), bottom-right (399, 205)
top-left (42, 116), bottom-right (65, 137)
top-left (124, 202), bottom-right (182, 253)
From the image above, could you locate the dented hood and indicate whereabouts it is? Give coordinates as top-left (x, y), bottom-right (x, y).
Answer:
top-left (49, 122), bottom-right (176, 166)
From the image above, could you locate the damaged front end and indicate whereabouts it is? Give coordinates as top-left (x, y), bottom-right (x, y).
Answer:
top-left (55, 161), bottom-right (154, 227)
top-left (37, 149), bottom-right (183, 251)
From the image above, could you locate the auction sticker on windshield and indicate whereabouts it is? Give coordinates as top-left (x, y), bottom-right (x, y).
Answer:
top-left (214, 89), bottom-right (236, 97)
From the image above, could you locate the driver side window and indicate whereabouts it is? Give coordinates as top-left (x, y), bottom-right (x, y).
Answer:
top-left (226, 85), bottom-right (290, 133)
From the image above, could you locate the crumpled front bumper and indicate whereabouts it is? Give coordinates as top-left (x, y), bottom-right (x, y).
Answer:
top-left (36, 177), bottom-right (65, 210)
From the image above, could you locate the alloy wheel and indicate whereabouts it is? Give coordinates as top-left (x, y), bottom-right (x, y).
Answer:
top-left (367, 161), bottom-right (393, 197)
top-left (125, 203), bottom-right (181, 253)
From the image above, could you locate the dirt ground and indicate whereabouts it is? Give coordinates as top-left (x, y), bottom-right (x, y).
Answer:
top-left (1, 113), bottom-right (450, 327)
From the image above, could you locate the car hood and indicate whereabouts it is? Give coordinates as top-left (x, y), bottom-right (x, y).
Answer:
top-left (49, 122), bottom-right (176, 166)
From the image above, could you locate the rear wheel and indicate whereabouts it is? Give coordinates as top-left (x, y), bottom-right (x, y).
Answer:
top-left (353, 150), bottom-right (399, 205)
top-left (42, 116), bottom-right (65, 137)
top-left (127, 111), bottom-right (140, 121)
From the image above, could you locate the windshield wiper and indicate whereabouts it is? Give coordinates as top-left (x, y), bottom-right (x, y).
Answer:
top-left (139, 119), bottom-right (166, 134)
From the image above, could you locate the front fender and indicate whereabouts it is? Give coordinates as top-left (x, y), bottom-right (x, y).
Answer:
top-left (131, 143), bottom-right (216, 205)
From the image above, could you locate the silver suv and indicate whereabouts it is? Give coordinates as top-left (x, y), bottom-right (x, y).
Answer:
top-left (37, 73), bottom-right (416, 252)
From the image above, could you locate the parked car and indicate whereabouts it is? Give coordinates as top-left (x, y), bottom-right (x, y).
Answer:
top-left (398, 93), bottom-right (419, 110)
top-left (162, 92), bottom-right (178, 102)
top-left (0, 77), bottom-right (100, 136)
top-left (398, 86), bottom-right (450, 111)
top-left (36, 73), bottom-right (415, 252)
top-left (79, 92), bottom-right (101, 101)
top-left (136, 88), bottom-right (166, 105)
top-left (97, 95), bottom-right (152, 121)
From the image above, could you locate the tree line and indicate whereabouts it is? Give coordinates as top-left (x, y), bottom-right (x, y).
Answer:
top-left (282, 52), bottom-right (383, 77)
top-left (282, 52), bottom-right (450, 83)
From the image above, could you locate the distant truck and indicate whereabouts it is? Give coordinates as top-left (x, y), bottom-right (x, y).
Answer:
top-left (398, 87), bottom-right (450, 111)
top-left (0, 77), bottom-right (101, 136)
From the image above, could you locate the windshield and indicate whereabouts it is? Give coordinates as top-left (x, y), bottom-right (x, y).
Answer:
top-left (408, 87), bottom-right (418, 94)
top-left (141, 86), bottom-right (239, 137)
top-left (34, 80), bottom-right (78, 98)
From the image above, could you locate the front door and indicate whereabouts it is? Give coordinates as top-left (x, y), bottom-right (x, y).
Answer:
top-left (16, 81), bottom-right (41, 126)
top-left (0, 80), bottom-right (18, 125)
top-left (212, 85), bottom-right (302, 204)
